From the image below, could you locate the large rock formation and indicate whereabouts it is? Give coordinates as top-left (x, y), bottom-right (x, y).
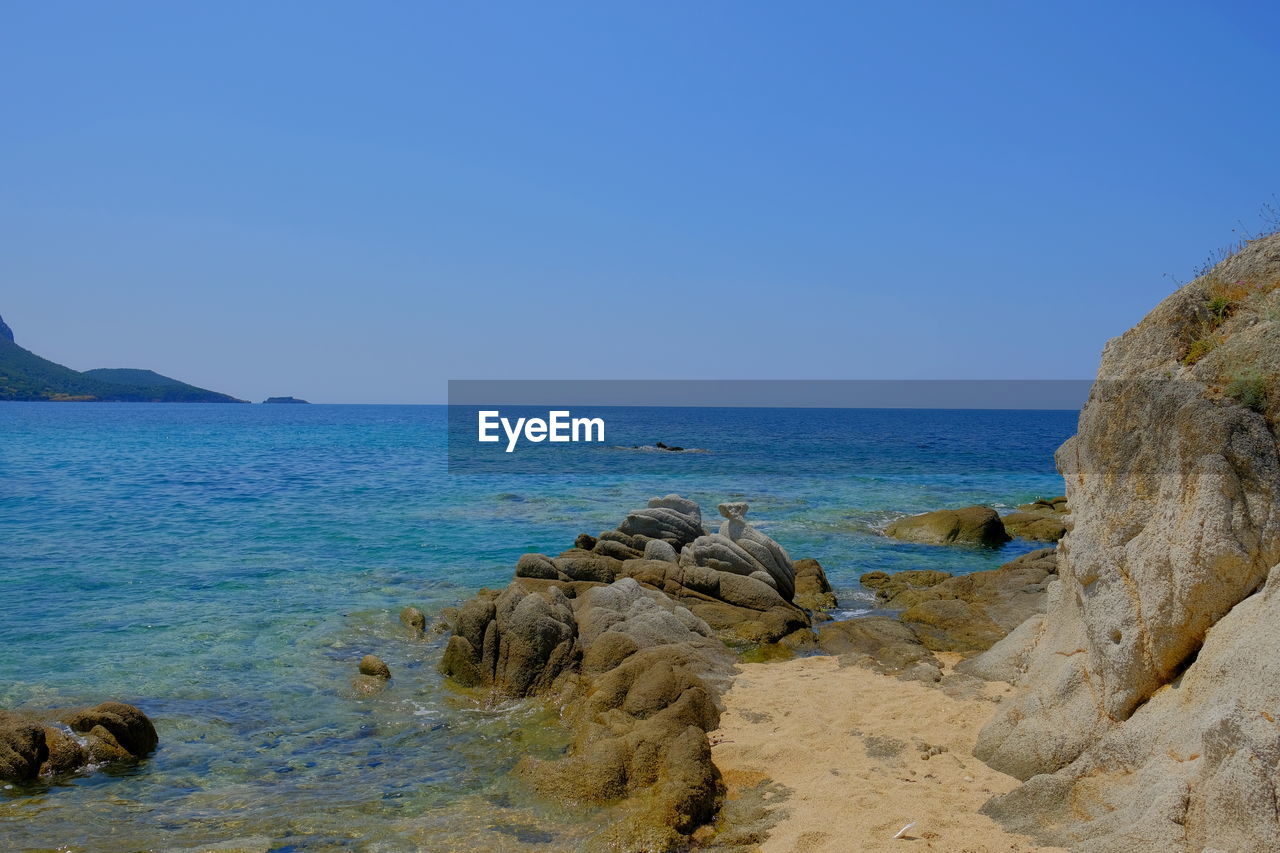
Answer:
top-left (885, 505), bottom-right (1011, 546)
top-left (508, 495), bottom-right (816, 645)
top-left (971, 231), bottom-right (1280, 849)
top-left (439, 495), bottom-right (833, 850)
top-left (0, 702), bottom-right (158, 783)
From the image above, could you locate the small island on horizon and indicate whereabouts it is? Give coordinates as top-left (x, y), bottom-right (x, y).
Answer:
top-left (262, 396), bottom-right (310, 404)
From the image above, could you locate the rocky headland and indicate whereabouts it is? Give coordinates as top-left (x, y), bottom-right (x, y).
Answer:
top-left (966, 230), bottom-right (1280, 850)
top-left (0, 314), bottom-right (245, 403)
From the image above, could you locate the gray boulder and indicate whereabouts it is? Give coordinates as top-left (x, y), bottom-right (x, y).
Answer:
top-left (643, 538), bottom-right (679, 563)
top-left (678, 502), bottom-right (796, 601)
top-left (617, 495), bottom-right (705, 549)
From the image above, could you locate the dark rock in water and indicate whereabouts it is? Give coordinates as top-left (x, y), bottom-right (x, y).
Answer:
top-left (262, 396), bottom-right (309, 404)
top-left (793, 558), bottom-right (837, 610)
top-left (885, 505), bottom-right (1011, 546)
top-left (1, 702), bottom-right (158, 783)
top-left (351, 675), bottom-right (388, 696)
top-left (0, 713), bottom-right (47, 782)
top-left (84, 725), bottom-right (133, 763)
top-left (58, 702), bottom-right (159, 757)
top-left (399, 606), bottom-right (426, 634)
top-left (41, 726), bottom-right (86, 775)
top-left (1016, 496), bottom-right (1069, 515)
top-left (358, 654), bottom-right (391, 679)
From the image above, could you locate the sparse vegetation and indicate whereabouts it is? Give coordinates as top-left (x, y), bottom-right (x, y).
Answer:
top-left (1224, 371), bottom-right (1270, 413)
top-left (1180, 222), bottom-right (1280, 365)
top-left (1182, 333), bottom-right (1221, 366)
top-left (1203, 277), bottom-right (1253, 322)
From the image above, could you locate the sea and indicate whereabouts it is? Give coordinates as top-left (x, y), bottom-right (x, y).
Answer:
top-left (0, 403), bottom-right (1076, 851)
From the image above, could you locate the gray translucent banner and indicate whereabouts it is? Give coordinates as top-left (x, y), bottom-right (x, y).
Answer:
top-left (448, 379), bottom-right (1093, 409)
top-left (446, 379), bottom-right (1092, 475)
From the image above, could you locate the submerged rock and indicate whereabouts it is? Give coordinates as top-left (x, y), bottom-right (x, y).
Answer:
top-left (399, 606), bottom-right (427, 634)
top-left (859, 568), bottom-right (952, 609)
top-left (0, 702), bottom-right (158, 784)
top-left (0, 713), bottom-right (46, 782)
top-left (1016, 495), bottom-right (1069, 514)
top-left (885, 505), bottom-right (1011, 546)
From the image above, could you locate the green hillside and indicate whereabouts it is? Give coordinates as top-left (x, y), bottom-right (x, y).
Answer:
top-left (0, 314), bottom-right (245, 402)
top-left (81, 368), bottom-right (188, 388)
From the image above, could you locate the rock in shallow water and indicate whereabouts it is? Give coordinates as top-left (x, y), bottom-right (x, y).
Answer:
top-left (792, 558), bottom-right (837, 610)
top-left (999, 510), bottom-right (1068, 542)
top-left (399, 606), bottom-right (426, 634)
top-left (359, 654), bottom-right (391, 679)
top-left (0, 701), bottom-right (158, 784)
top-left (885, 505), bottom-right (1011, 546)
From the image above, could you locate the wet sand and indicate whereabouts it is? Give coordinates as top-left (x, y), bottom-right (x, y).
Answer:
top-left (710, 654), bottom-right (1064, 852)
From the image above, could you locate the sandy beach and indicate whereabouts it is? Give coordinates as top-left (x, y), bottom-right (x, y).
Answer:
top-left (710, 654), bottom-right (1065, 853)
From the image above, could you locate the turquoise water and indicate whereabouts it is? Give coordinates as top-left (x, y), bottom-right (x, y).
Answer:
top-left (0, 403), bottom-right (1074, 851)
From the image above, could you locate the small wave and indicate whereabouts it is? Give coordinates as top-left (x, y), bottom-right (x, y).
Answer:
top-left (827, 607), bottom-right (873, 620)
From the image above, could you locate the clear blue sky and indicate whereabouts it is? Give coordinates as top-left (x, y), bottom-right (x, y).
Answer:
top-left (3, 1), bottom-right (1277, 403)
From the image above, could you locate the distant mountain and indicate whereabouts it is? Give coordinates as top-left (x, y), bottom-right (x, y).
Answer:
top-left (81, 368), bottom-right (188, 388)
top-left (263, 396), bottom-right (309, 404)
top-left (0, 314), bottom-right (245, 402)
